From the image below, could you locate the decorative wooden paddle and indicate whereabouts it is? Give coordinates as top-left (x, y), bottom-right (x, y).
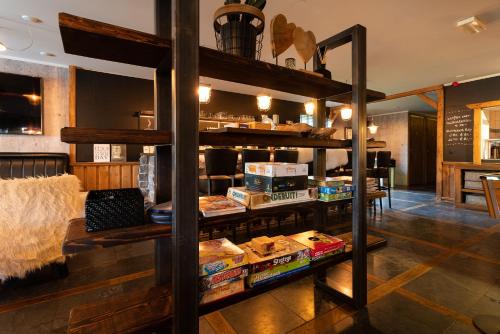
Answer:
top-left (293, 27), bottom-right (316, 69)
top-left (270, 14), bottom-right (296, 64)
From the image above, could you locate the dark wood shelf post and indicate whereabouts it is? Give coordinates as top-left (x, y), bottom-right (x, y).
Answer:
top-left (351, 25), bottom-right (368, 309)
top-left (154, 0), bottom-right (173, 287)
top-left (171, 0), bottom-right (200, 333)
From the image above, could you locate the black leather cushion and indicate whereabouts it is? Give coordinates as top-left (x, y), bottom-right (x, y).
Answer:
top-left (0, 153), bottom-right (69, 179)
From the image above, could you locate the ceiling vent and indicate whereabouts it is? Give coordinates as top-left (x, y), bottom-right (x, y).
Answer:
top-left (457, 16), bottom-right (486, 34)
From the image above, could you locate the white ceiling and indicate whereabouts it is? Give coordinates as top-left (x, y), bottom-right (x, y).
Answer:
top-left (1, 0), bottom-right (500, 113)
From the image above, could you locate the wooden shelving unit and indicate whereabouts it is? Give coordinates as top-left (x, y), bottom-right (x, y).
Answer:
top-left (58, 2), bottom-right (382, 332)
top-left (58, 12), bottom-right (384, 102)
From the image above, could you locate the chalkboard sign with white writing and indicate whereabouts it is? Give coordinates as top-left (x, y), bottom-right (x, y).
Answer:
top-left (443, 107), bottom-right (473, 162)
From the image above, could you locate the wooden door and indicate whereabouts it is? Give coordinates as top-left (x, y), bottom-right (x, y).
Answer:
top-left (425, 117), bottom-right (437, 185)
top-left (409, 115), bottom-right (426, 185)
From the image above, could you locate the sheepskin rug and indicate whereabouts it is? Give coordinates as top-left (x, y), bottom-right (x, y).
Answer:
top-left (0, 174), bottom-right (84, 281)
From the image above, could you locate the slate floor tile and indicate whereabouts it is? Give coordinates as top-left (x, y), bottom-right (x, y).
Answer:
top-left (220, 294), bottom-right (305, 334)
top-left (402, 267), bottom-right (487, 314)
top-left (270, 276), bottom-right (338, 322)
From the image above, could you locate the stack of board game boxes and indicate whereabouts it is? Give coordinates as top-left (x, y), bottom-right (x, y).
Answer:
top-left (227, 163), bottom-right (317, 209)
top-left (199, 238), bottom-right (248, 304)
top-left (198, 231), bottom-right (346, 303)
top-left (308, 176), bottom-right (354, 202)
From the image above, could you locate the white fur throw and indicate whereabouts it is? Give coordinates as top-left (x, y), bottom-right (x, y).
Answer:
top-left (0, 174), bottom-right (84, 281)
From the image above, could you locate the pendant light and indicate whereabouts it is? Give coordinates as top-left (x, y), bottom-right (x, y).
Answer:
top-left (340, 106), bottom-right (352, 121)
top-left (257, 94), bottom-right (272, 112)
top-left (367, 117), bottom-right (378, 135)
top-left (198, 84), bottom-right (212, 104)
top-left (304, 101), bottom-right (315, 115)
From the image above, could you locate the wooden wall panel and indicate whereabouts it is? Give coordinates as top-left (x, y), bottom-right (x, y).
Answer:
top-left (71, 162), bottom-right (139, 191)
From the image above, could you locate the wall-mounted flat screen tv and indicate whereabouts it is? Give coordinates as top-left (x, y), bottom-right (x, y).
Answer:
top-left (0, 72), bottom-right (42, 135)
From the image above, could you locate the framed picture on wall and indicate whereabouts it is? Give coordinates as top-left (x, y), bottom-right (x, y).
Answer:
top-left (344, 127), bottom-right (352, 140)
top-left (93, 144), bottom-right (110, 162)
top-left (111, 144), bottom-right (127, 162)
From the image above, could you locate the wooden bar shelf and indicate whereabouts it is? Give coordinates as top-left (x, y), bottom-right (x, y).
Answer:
top-left (200, 131), bottom-right (386, 149)
top-left (60, 127), bottom-right (172, 145)
top-left (67, 286), bottom-right (172, 334)
top-left (62, 219), bottom-right (172, 255)
top-left (58, 13), bottom-right (385, 102)
top-left (199, 233), bottom-right (386, 316)
top-left (61, 127), bottom-right (386, 149)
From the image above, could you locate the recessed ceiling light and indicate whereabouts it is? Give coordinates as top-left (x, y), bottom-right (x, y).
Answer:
top-left (21, 15), bottom-right (42, 24)
top-left (456, 16), bottom-right (486, 34)
top-left (0, 42), bottom-right (6, 52)
top-left (455, 74), bottom-right (465, 78)
top-left (39, 51), bottom-right (56, 57)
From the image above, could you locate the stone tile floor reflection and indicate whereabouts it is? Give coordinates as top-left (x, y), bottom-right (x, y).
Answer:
top-left (0, 189), bottom-right (498, 333)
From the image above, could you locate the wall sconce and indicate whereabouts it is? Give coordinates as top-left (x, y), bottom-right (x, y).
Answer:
top-left (304, 101), bottom-right (315, 115)
top-left (257, 94), bottom-right (272, 112)
top-left (198, 84), bottom-right (212, 104)
top-left (22, 94), bottom-right (41, 105)
top-left (367, 117), bottom-right (378, 135)
top-left (340, 106), bottom-right (352, 121)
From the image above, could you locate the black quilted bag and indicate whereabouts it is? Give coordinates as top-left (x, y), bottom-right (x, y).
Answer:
top-left (85, 188), bottom-right (145, 232)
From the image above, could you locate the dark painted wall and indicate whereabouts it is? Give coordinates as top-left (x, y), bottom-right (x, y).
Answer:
top-left (444, 75), bottom-right (500, 162)
top-left (75, 69), bottom-right (304, 161)
top-left (76, 69), bottom-right (153, 162)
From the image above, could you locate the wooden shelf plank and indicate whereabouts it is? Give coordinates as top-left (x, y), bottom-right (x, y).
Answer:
top-left (199, 233), bottom-right (386, 315)
top-left (59, 12), bottom-right (170, 68)
top-left (461, 188), bottom-right (484, 194)
top-left (60, 127), bottom-right (172, 144)
top-left (200, 131), bottom-right (386, 149)
top-left (58, 12), bottom-right (385, 102)
top-left (68, 286), bottom-right (172, 334)
top-left (200, 131), bottom-right (347, 148)
top-left (62, 219), bottom-right (172, 255)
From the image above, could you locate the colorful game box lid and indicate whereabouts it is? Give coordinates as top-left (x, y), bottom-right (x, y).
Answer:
top-left (288, 230), bottom-right (345, 260)
top-left (245, 162), bottom-right (308, 177)
top-left (238, 235), bottom-right (310, 273)
top-left (199, 196), bottom-right (246, 217)
top-left (199, 238), bottom-right (247, 276)
top-left (308, 176), bottom-right (350, 187)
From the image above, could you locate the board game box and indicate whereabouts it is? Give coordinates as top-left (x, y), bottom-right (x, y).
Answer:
top-left (199, 195), bottom-right (246, 217)
top-left (245, 162), bottom-right (308, 177)
top-left (318, 192), bottom-right (353, 202)
top-left (247, 257), bottom-right (310, 287)
top-left (199, 278), bottom-right (245, 305)
top-left (199, 238), bottom-right (247, 276)
top-left (238, 235), bottom-right (310, 274)
top-left (318, 185), bottom-right (353, 194)
top-left (308, 176), bottom-right (350, 188)
top-left (288, 231), bottom-right (345, 261)
top-left (245, 174), bottom-right (308, 193)
top-left (227, 187), bottom-right (317, 209)
top-left (199, 266), bottom-right (248, 292)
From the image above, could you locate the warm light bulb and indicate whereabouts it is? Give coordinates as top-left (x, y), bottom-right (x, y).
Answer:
top-left (198, 84), bottom-right (211, 104)
top-left (0, 42), bottom-right (6, 52)
top-left (367, 118), bottom-right (378, 134)
top-left (304, 101), bottom-right (315, 115)
top-left (23, 94), bottom-right (41, 104)
top-left (257, 95), bottom-right (272, 112)
top-left (341, 107), bottom-right (352, 121)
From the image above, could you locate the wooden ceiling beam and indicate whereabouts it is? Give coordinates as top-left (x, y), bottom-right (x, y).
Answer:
top-left (417, 93), bottom-right (438, 110)
top-left (372, 84), bottom-right (443, 103)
